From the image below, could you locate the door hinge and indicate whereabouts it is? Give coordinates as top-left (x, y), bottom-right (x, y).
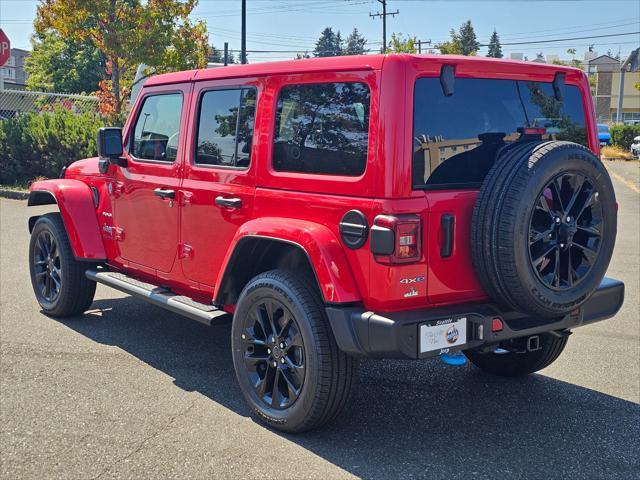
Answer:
top-left (178, 243), bottom-right (194, 259)
top-left (180, 190), bottom-right (193, 206)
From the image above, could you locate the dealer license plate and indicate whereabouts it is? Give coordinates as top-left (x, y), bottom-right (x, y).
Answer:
top-left (419, 317), bottom-right (467, 354)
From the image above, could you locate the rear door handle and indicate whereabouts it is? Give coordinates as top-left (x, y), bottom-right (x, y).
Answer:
top-left (440, 214), bottom-right (454, 258)
top-left (154, 188), bottom-right (175, 199)
top-left (215, 196), bottom-right (242, 209)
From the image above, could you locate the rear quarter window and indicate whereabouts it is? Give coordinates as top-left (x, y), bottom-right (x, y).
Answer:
top-left (273, 82), bottom-right (370, 176)
top-left (412, 77), bottom-right (588, 189)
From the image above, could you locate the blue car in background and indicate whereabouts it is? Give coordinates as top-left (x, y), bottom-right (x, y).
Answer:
top-left (598, 124), bottom-right (611, 146)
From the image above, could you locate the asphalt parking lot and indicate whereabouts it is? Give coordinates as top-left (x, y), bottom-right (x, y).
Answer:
top-left (1, 160), bottom-right (638, 480)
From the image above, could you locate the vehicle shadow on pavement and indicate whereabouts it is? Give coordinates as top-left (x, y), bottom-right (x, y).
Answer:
top-left (59, 297), bottom-right (640, 480)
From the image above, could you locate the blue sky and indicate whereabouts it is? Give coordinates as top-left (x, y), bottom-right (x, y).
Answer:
top-left (1, 0), bottom-right (639, 62)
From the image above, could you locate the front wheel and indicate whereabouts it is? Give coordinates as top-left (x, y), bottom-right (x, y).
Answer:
top-left (29, 213), bottom-right (96, 317)
top-left (464, 332), bottom-right (569, 377)
top-left (231, 270), bottom-right (356, 433)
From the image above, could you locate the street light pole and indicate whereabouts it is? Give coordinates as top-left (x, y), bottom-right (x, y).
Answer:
top-left (241, 0), bottom-right (247, 64)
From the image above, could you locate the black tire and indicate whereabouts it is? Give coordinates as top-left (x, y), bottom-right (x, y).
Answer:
top-left (231, 269), bottom-right (356, 433)
top-left (464, 332), bottom-right (569, 377)
top-left (472, 141), bottom-right (617, 318)
top-left (29, 213), bottom-right (96, 317)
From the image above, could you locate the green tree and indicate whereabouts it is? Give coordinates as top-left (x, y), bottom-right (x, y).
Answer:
top-left (457, 20), bottom-right (480, 55)
top-left (313, 27), bottom-right (343, 57)
top-left (386, 33), bottom-right (417, 54)
top-left (436, 21), bottom-right (479, 56)
top-left (25, 30), bottom-right (104, 93)
top-left (210, 45), bottom-right (237, 64)
top-left (344, 28), bottom-right (368, 55)
top-left (35, 0), bottom-right (210, 115)
top-left (487, 30), bottom-right (502, 58)
top-left (436, 30), bottom-right (462, 55)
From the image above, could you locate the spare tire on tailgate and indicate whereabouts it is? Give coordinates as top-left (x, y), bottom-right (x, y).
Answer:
top-left (472, 141), bottom-right (617, 318)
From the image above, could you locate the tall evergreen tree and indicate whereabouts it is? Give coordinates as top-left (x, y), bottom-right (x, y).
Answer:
top-left (344, 28), bottom-right (368, 55)
top-left (458, 20), bottom-right (480, 56)
top-left (436, 20), bottom-right (479, 56)
top-left (487, 30), bottom-right (503, 58)
top-left (313, 27), bottom-right (343, 57)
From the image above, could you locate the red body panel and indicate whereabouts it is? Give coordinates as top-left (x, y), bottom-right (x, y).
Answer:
top-left (216, 217), bottom-right (360, 304)
top-left (43, 54), bottom-right (599, 313)
top-left (29, 179), bottom-right (107, 260)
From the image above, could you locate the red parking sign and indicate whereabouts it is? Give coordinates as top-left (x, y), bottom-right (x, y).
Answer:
top-left (0, 29), bottom-right (10, 67)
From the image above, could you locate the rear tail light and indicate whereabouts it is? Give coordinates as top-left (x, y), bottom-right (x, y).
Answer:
top-left (370, 214), bottom-right (422, 264)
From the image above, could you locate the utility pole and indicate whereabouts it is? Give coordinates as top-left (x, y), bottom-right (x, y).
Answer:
top-left (224, 42), bottom-right (229, 66)
top-left (369, 0), bottom-right (398, 53)
top-left (416, 39), bottom-right (431, 54)
top-left (241, 0), bottom-right (247, 64)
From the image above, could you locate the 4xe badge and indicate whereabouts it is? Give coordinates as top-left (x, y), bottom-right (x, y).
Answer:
top-left (400, 275), bottom-right (425, 284)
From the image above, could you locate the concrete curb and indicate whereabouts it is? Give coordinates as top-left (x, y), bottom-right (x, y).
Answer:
top-left (0, 189), bottom-right (29, 200)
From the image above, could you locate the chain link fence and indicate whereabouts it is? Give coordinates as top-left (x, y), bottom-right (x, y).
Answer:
top-left (0, 88), bottom-right (99, 119)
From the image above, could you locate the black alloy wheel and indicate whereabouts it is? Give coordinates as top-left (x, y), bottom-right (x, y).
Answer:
top-left (240, 298), bottom-right (306, 409)
top-left (231, 270), bottom-right (356, 432)
top-left (29, 213), bottom-right (96, 317)
top-left (33, 230), bottom-right (62, 303)
top-left (529, 172), bottom-right (603, 290)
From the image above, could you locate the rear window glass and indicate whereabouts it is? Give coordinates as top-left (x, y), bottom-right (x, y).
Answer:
top-left (273, 82), bottom-right (370, 176)
top-left (412, 78), bottom-right (588, 189)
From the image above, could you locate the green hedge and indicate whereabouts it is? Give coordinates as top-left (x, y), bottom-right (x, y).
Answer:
top-left (610, 124), bottom-right (640, 150)
top-left (0, 108), bottom-right (108, 185)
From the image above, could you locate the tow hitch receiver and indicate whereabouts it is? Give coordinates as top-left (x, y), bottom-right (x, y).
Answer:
top-left (527, 335), bottom-right (541, 352)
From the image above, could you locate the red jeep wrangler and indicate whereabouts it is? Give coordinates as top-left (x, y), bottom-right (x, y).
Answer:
top-left (27, 54), bottom-right (624, 432)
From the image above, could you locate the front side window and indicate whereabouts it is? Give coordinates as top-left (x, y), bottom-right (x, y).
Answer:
top-left (131, 93), bottom-right (183, 162)
top-left (196, 88), bottom-right (257, 167)
top-left (412, 78), bottom-right (588, 188)
top-left (273, 82), bottom-right (370, 176)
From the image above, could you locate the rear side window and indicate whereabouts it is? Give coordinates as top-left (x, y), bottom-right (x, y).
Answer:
top-left (196, 88), bottom-right (257, 168)
top-left (131, 93), bottom-right (183, 162)
top-left (273, 82), bottom-right (370, 176)
top-left (412, 78), bottom-right (588, 188)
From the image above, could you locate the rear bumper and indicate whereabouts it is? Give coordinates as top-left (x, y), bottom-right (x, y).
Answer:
top-left (326, 277), bottom-right (624, 359)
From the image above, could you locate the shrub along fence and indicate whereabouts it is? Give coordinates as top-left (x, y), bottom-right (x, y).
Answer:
top-left (610, 124), bottom-right (640, 150)
top-left (0, 106), bottom-right (107, 185)
top-left (0, 89), bottom-right (125, 185)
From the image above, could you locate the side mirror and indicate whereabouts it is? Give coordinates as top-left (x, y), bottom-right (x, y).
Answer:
top-left (97, 127), bottom-right (123, 158)
top-left (97, 127), bottom-right (127, 171)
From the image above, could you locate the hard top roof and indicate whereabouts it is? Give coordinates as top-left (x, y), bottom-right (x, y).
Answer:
top-left (145, 53), bottom-right (583, 87)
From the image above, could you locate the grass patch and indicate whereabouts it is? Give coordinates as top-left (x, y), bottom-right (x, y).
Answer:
top-left (601, 145), bottom-right (635, 160)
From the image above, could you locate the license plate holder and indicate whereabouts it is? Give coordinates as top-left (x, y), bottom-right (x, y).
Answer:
top-left (419, 317), bottom-right (467, 354)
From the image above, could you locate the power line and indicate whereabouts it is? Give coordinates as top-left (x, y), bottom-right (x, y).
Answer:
top-left (484, 31), bottom-right (640, 47)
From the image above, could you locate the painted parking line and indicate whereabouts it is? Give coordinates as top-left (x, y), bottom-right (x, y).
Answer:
top-left (603, 163), bottom-right (640, 194)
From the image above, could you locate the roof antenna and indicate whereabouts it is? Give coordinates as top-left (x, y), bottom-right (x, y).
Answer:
top-left (440, 64), bottom-right (456, 97)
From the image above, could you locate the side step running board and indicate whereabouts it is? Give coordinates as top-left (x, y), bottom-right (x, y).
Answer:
top-left (86, 269), bottom-right (230, 326)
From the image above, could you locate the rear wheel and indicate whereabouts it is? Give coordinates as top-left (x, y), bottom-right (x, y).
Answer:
top-left (29, 213), bottom-right (96, 317)
top-left (464, 332), bottom-right (569, 377)
top-left (231, 270), bottom-right (356, 433)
